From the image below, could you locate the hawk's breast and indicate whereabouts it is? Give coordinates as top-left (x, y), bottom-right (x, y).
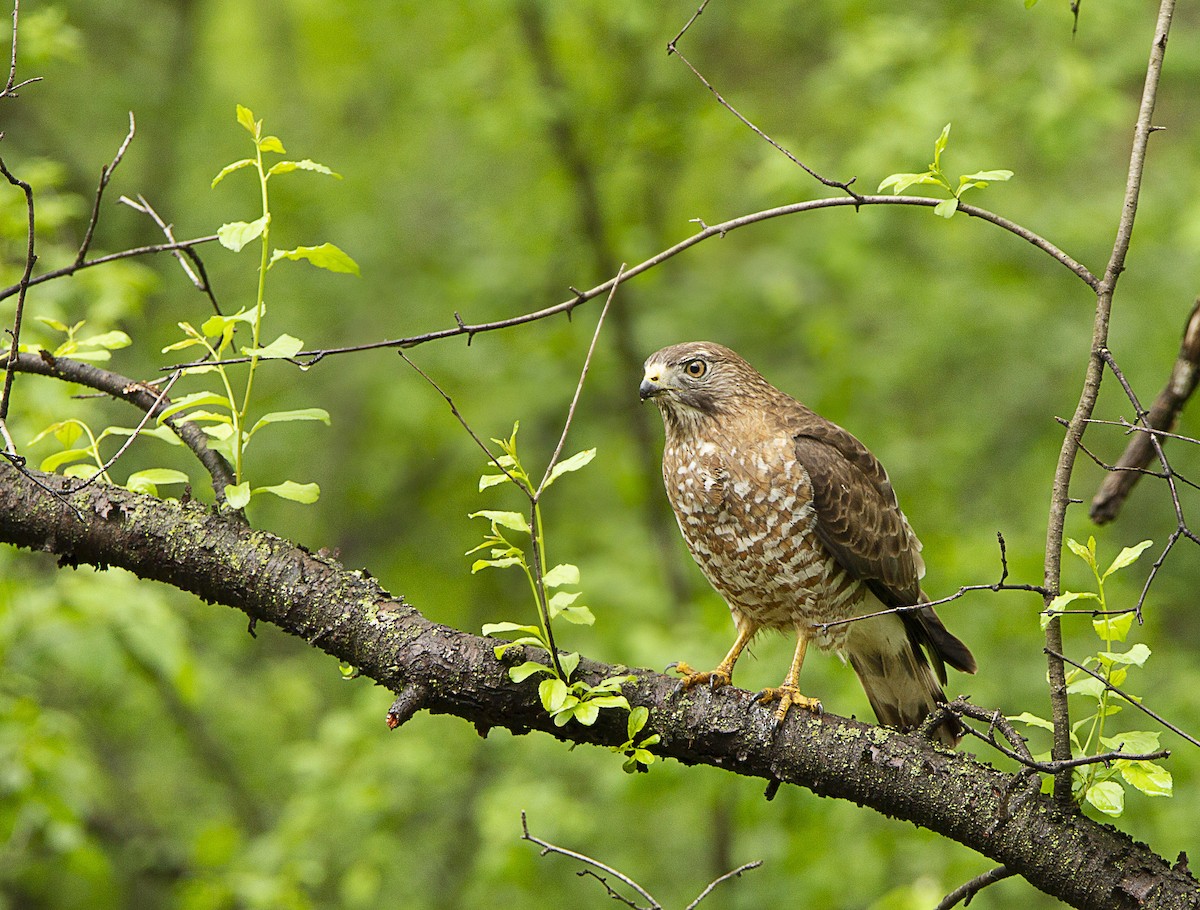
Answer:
top-left (663, 433), bottom-right (864, 646)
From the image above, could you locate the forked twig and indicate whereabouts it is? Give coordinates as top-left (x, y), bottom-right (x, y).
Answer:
top-left (937, 865), bottom-right (1015, 910)
top-left (521, 811), bottom-right (761, 910)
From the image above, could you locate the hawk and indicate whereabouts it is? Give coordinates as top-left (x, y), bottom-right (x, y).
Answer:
top-left (640, 342), bottom-right (975, 744)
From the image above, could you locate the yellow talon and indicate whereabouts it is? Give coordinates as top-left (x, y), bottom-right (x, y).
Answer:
top-left (669, 661), bottom-right (733, 691)
top-left (755, 685), bottom-right (822, 725)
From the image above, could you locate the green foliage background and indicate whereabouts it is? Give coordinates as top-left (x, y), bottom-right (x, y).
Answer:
top-left (4, 2), bottom-right (1200, 907)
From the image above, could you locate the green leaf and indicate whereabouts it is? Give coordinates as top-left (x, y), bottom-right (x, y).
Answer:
top-left (253, 481), bottom-right (321, 504)
top-left (1067, 536), bottom-right (1097, 568)
top-left (1100, 730), bottom-right (1160, 754)
top-left (242, 333), bottom-right (306, 359)
top-left (558, 652), bottom-right (580, 680)
top-left (248, 407), bottom-right (331, 436)
top-left (217, 215), bottom-right (270, 252)
top-left (960, 169), bottom-right (1014, 183)
top-left (557, 605), bottom-right (595, 625)
top-left (932, 123), bottom-right (951, 169)
top-left (1066, 675), bottom-right (1107, 698)
top-left (478, 473), bottom-right (512, 491)
top-left (80, 330), bottom-right (132, 350)
top-left (103, 424), bottom-right (183, 446)
top-left (934, 197), bottom-right (959, 219)
top-left (628, 706), bottom-right (649, 739)
top-left (481, 622), bottom-right (541, 638)
top-left (469, 510), bottom-right (530, 534)
top-left (1118, 760), bottom-right (1172, 797)
top-left (571, 701), bottom-right (600, 726)
top-left (211, 158), bottom-right (255, 188)
top-left (1093, 611), bottom-right (1136, 643)
top-left (583, 694), bottom-right (630, 712)
top-left (1047, 591), bottom-right (1099, 611)
top-left (543, 563), bottom-right (580, 588)
top-left (268, 243), bottom-right (360, 275)
top-left (266, 158), bottom-right (342, 179)
top-left (471, 556), bottom-right (522, 573)
top-left (547, 590), bottom-right (581, 613)
top-left (508, 661), bottom-right (554, 683)
top-left (126, 468), bottom-right (190, 495)
top-left (257, 135), bottom-right (285, 154)
top-left (545, 448), bottom-right (596, 487)
top-left (236, 104), bottom-right (256, 133)
top-left (1085, 780), bottom-right (1125, 817)
top-left (34, 316), bottom-right (69, 332)
top-left (1007, 711), bottom-right (1055, 732)
top-left (1098, 643), bottom-right (1151, 667)
top-left (28, 420), bottom-right (83, 447)
top-left (1103, 540), bottom-right (1154, 579)
top-left (539, 677), bottom-right (568, 712)
top-left (225, 482), bottom-right (251, 509)
top-left (40, 448), bottom-right (90, 473)
top-left (63, 464), bottom-right (101, 480)
top-left (156, 392), bottom-right (232, 423)
top-left (877, 171), bottom-right (943, 195)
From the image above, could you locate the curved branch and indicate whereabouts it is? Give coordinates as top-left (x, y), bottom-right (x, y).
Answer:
top-left (168, 194), bottom-right (1096, 373)
top-left (0, 464), bottom-right (1196, 910)
top-left (9, 351), bottom-right (235, 497)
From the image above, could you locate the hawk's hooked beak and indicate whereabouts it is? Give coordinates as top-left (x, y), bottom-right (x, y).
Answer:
top-left (639, 370), bottom-right (667, 401)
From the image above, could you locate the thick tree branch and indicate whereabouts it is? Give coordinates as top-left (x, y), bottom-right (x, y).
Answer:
top-left (1, 464), bottom-right (1197, 910)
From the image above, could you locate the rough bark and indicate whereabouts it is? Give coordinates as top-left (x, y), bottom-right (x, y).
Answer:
top-left (1, 463), bottom-right (1197, 910)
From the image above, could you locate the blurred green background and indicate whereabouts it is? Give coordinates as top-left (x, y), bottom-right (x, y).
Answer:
top-left (3, 1), bottom-right (1200, 907)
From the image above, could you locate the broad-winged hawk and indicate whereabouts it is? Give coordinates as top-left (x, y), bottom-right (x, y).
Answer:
top-left (640, 342), bottom-right (975, 744)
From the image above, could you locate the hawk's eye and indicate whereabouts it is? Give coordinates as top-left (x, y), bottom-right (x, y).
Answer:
top-left (683, 359), bottom-right (707, 379)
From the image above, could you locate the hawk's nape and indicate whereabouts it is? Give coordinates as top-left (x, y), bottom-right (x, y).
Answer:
top-left (640, 341), bottom-right (975, 746)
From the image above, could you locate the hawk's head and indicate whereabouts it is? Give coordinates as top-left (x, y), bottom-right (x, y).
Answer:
top-left (640, 342), bottom-right (771, 430)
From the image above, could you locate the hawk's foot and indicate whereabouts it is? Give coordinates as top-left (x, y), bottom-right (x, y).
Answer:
top-left (754, 685), bottom-right (821, 728)
top-left (667, 661), bottom-right (733, 692)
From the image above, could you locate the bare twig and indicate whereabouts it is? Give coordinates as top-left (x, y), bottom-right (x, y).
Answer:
top-left (667, 0), bottom-right (861, 200)
top-left (683, 861), bottom-right (763, 910)
top-left (1091, 299), bottom-right (1200, 523)
top-left (537, 264), bottom-right (623, 495)
top-left (121, 194), bottom-right (222, 314)
top-left (521, 811), bottom-right (660, 910)
top-left (0, 155), bottom-right (35, 423)
top-left (816, 532), bottom-right (1047, 633)
top-left (937, 865), bottom-right (1015, 910)
top-left (1046, 648), bottom-right (1200, 750)
top-left (2, 0), bottom-right (41, 98)
top-left (520, 811), bottom-right (762, 910)
top-left (1041, 0), bottom-right (1176, 803)
top-left (75, 112), bottom-right (136, 266)
top-left (0, 236), bottom-right (220, 304)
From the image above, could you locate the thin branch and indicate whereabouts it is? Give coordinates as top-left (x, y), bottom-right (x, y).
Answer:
top-left (0, 236), bottom-right (220, 304)
top-left (684, 861), bottom-right (763, 910)
top-left (521, 811), bottom-right (660, 910)
top-left (536, 264), bottom-right (623, 495)
top-left (75, 112), bottom-right (136, 266)
top-left (120, 194), bottom-right (222, 314)
top-left (1046, 648), bottom-right (1200, 750)
top-left (1091, 298), bottom-right (1200, 523)
top-left (167, 194), bottom-right (1097, 373)
top-left (666, 1), bottom-right (860, 200)
top-left (816, 532), bottom-right (1047, 633)
top-left (937, 866), bottom-right (1015, 910)
top-left (0, 155), bottom-right (35, 422)
top-left (2, 0), bottom-right (40, 98)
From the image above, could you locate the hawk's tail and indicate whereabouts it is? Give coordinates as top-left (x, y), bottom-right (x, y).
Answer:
top-left (846, 613), bottom-right (963, 747)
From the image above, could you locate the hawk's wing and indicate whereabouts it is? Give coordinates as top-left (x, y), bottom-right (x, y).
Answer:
top-left (793, 421), bottom-right (976, 678)
top-left (792, 421), bottom-right (923, 604)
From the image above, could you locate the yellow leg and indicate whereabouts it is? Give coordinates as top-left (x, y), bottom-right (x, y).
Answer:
top-left (671, 625), bottom-right (754, 691)
top-left (755, 630), bottom-right (821, 724)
